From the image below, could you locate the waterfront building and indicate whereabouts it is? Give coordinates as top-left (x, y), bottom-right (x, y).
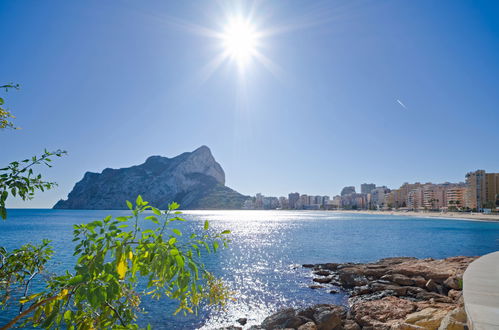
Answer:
top-left (361, 183), bottom-right (376, 194)
top-left (466, 170), bottom-right (499, 210)
top-left (255, 193), bottom-right (264, 209)
top-left (341, 186), bottom-right (356, 196)
top-left (407, 188), bottom-right (424, 210)
top-left (446, 186), bottom-right (466, 210)
top-left (278, 196), bottom-right (288, 209)
top-left (288, 192), bottom-right (300, 209)
top-left (370, 186), bottom-right (390, 209)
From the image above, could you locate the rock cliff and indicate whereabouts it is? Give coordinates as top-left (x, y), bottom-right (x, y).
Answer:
top-left (53, 146), bottom-right (248, 210)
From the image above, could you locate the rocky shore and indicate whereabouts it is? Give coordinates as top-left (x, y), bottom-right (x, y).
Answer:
top-left (229, 256), bottom-right (476, 330)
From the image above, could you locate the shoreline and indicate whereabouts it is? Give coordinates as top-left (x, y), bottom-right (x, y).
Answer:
top-left (250, 256), bottom-right (474, 330)
top-left (332, 209), bottom-right (499, 222)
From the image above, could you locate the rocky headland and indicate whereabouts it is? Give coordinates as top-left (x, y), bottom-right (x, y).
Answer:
top-left (53, 146), bottom-right (249, 210)
top-left (233, 256), bottom-right (475, 330)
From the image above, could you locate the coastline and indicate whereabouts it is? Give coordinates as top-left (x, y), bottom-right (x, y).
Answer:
top-left (332, 209), bottom-right (499, 222)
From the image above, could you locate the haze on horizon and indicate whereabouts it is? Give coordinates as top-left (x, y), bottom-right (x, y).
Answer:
top-left (1, 0), bottom-right (498, 208)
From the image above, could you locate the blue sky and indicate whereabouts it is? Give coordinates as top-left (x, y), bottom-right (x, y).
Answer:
top-left (1, 0), bottom-right (498, 208)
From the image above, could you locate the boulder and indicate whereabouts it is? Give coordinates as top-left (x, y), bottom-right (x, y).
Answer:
top-left (425, 279), bottom-right (439, 292)
top-left (298, 322), bottom-right (317, 330)
top-left (236, 318), bottom-right (247, 325)
top-left (260, 308), bottom-right (296, 330)
top-left (313, 277), bottom-right (332, 284)
top-left (313, 309), bottom-right (342, 330)
top-left (338, 270), bottom-right (368, 287)
top-left (447, 289), bottom-right (462, 301)
top-left (443, 276), bottom-right (461, 290)
top-left (343, 320), bottom-right (361, 330)
top-left (437, 307), bottom-right (467, 330)
top-left (351, 296), bottom-right (417, 327)
top-left (314, 270), bottom-right (331, 276)
top-left (404, 307), bottom-right (448, 329)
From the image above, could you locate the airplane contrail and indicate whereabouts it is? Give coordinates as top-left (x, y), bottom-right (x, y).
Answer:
top-left (396, 99), bottom-right (407, 109)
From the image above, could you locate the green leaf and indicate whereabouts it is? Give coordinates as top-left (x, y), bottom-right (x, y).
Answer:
top-left (221, 230), bottom-right (231, 235)
top-left (151, 207), bottom-right (161, 216)
top-left (169, 202), bottom-right (180, 210)
top-left (136, 195), bottom-right (143, 206)
top-left (126, 200), bottom-right (133, 210)
top-left (173, 229), bottom-right (182, 236)
top-left (204, 220), bottom-right (209, 230)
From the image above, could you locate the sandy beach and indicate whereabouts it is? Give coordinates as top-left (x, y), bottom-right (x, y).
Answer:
top-left (333, 209), bottom-right (499, 222)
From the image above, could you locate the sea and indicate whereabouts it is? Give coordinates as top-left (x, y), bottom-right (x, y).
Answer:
top-left (1, 209), bottom-right (499, 329)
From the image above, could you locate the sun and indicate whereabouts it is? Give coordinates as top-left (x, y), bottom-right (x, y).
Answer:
top-left (222, 17), bottom-right (259, 67)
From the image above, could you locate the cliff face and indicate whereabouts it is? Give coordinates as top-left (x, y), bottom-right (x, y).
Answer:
top-left (53, 146), bottom-right (248, 210)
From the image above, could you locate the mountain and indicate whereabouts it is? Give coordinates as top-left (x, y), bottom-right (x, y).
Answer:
top-left (53, 146), bottom-right (249, 210)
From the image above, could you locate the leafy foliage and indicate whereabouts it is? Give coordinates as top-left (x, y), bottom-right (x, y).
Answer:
top-left (0, 83), bottom-right (20, 129)
top-left (0, 197), bottom-right (231, 329)
top-left (0, 149), bottom-right (67, 219)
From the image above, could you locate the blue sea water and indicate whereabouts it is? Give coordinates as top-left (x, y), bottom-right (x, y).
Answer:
top-left (1, 209), bottom-right (499, 329)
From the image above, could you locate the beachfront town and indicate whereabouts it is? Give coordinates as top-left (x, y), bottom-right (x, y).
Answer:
top-left (242, 169), bottom-right (499, 213)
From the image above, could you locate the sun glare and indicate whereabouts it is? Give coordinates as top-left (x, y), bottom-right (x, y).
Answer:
top-left (222, 17), bottom-right (258, 67)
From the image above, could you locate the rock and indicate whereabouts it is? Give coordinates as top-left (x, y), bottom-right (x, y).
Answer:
top-left (303, 264), bottom-right (315, 268)
top-left (298, 322), bottom-right (317, 330)
top-left (53, 146), bottom-right (249, 210)
top-left (313, 277), bottom-right (332, 284)
top-left (370, 283), bottom-right (407, 296)
top-left (329, 289), bottom-right (339, 294)
top-left (338, 270), bottom-right (368, 288)
top-left (443, 276), bottom-right (461, 290)
top-left (236, 318), bottom-right (247, 325)
top-left (319, 263), bottom-right (340, 271)
top-left (260, 308), bottom-right (296, 330)
top-left (219, 327), bottom-right (242, 330)
top-left (390, 274), bottom-right (415, 286)
top-left (309, 285), bottom-right (325, 289)
top-left (415, 291), bottom-right (453, 303)
top-left (425, 279), bottom-right (439, 292)
top-left (447, 289), bottom-right (462, 301)
top-left (437, 307), bottom-right (467, 329)
top-left (351, 296), bottom-right (417, 327)
top-left (412, 276), bottom-right (428, 288)
top-left (283, 316), bottom-right (313, 329)
top-left (314, 270), bottom-right (331, 276)
top-left (390, 322), bottom-right (426, 329)
top-left (404, 307), bottom-right (448, 329)
top-left (313, 309), bottom-right (342, 330)
top-left (343, 320), bottom-right (361, 330)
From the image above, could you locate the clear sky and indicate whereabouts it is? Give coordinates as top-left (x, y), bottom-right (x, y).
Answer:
top-left (1, 0), bottom-right (499, 208)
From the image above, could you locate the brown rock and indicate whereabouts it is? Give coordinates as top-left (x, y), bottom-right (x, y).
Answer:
top-left (412, 276), bottom-right (428, 288)
top-left (309, 285), bottom-right (325, 289)
top-left (314, 270), bottom-right (331, 276)
top-left (351, 296), bottom-right (417, 327)
top-left (425, 279), bottom-right (439, 292)
top-left (298, 322), bottom-right (317, 330)
top-left (447, 289), bottom-right (462, 301)
top-left (313, 277), bottom-right (332, 284)
top-left (390, 322), bottom-right (426, 329)
top-left (260, 308), bottom-right (296, 329)
top-left (415, 291), bottom-right (453, 303)
top-left (370, 282), bottom-right (408, 296)
top-left (404, 307), bottom-right (448, 329)
top-left (443, 276), bottom-right (461, 290)
top-left (338, 269), bottom-right (368, 287)
top-left (391, 274), bottom-right (416, 286)
top-left (343, 320), bottom-right (361, 330)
